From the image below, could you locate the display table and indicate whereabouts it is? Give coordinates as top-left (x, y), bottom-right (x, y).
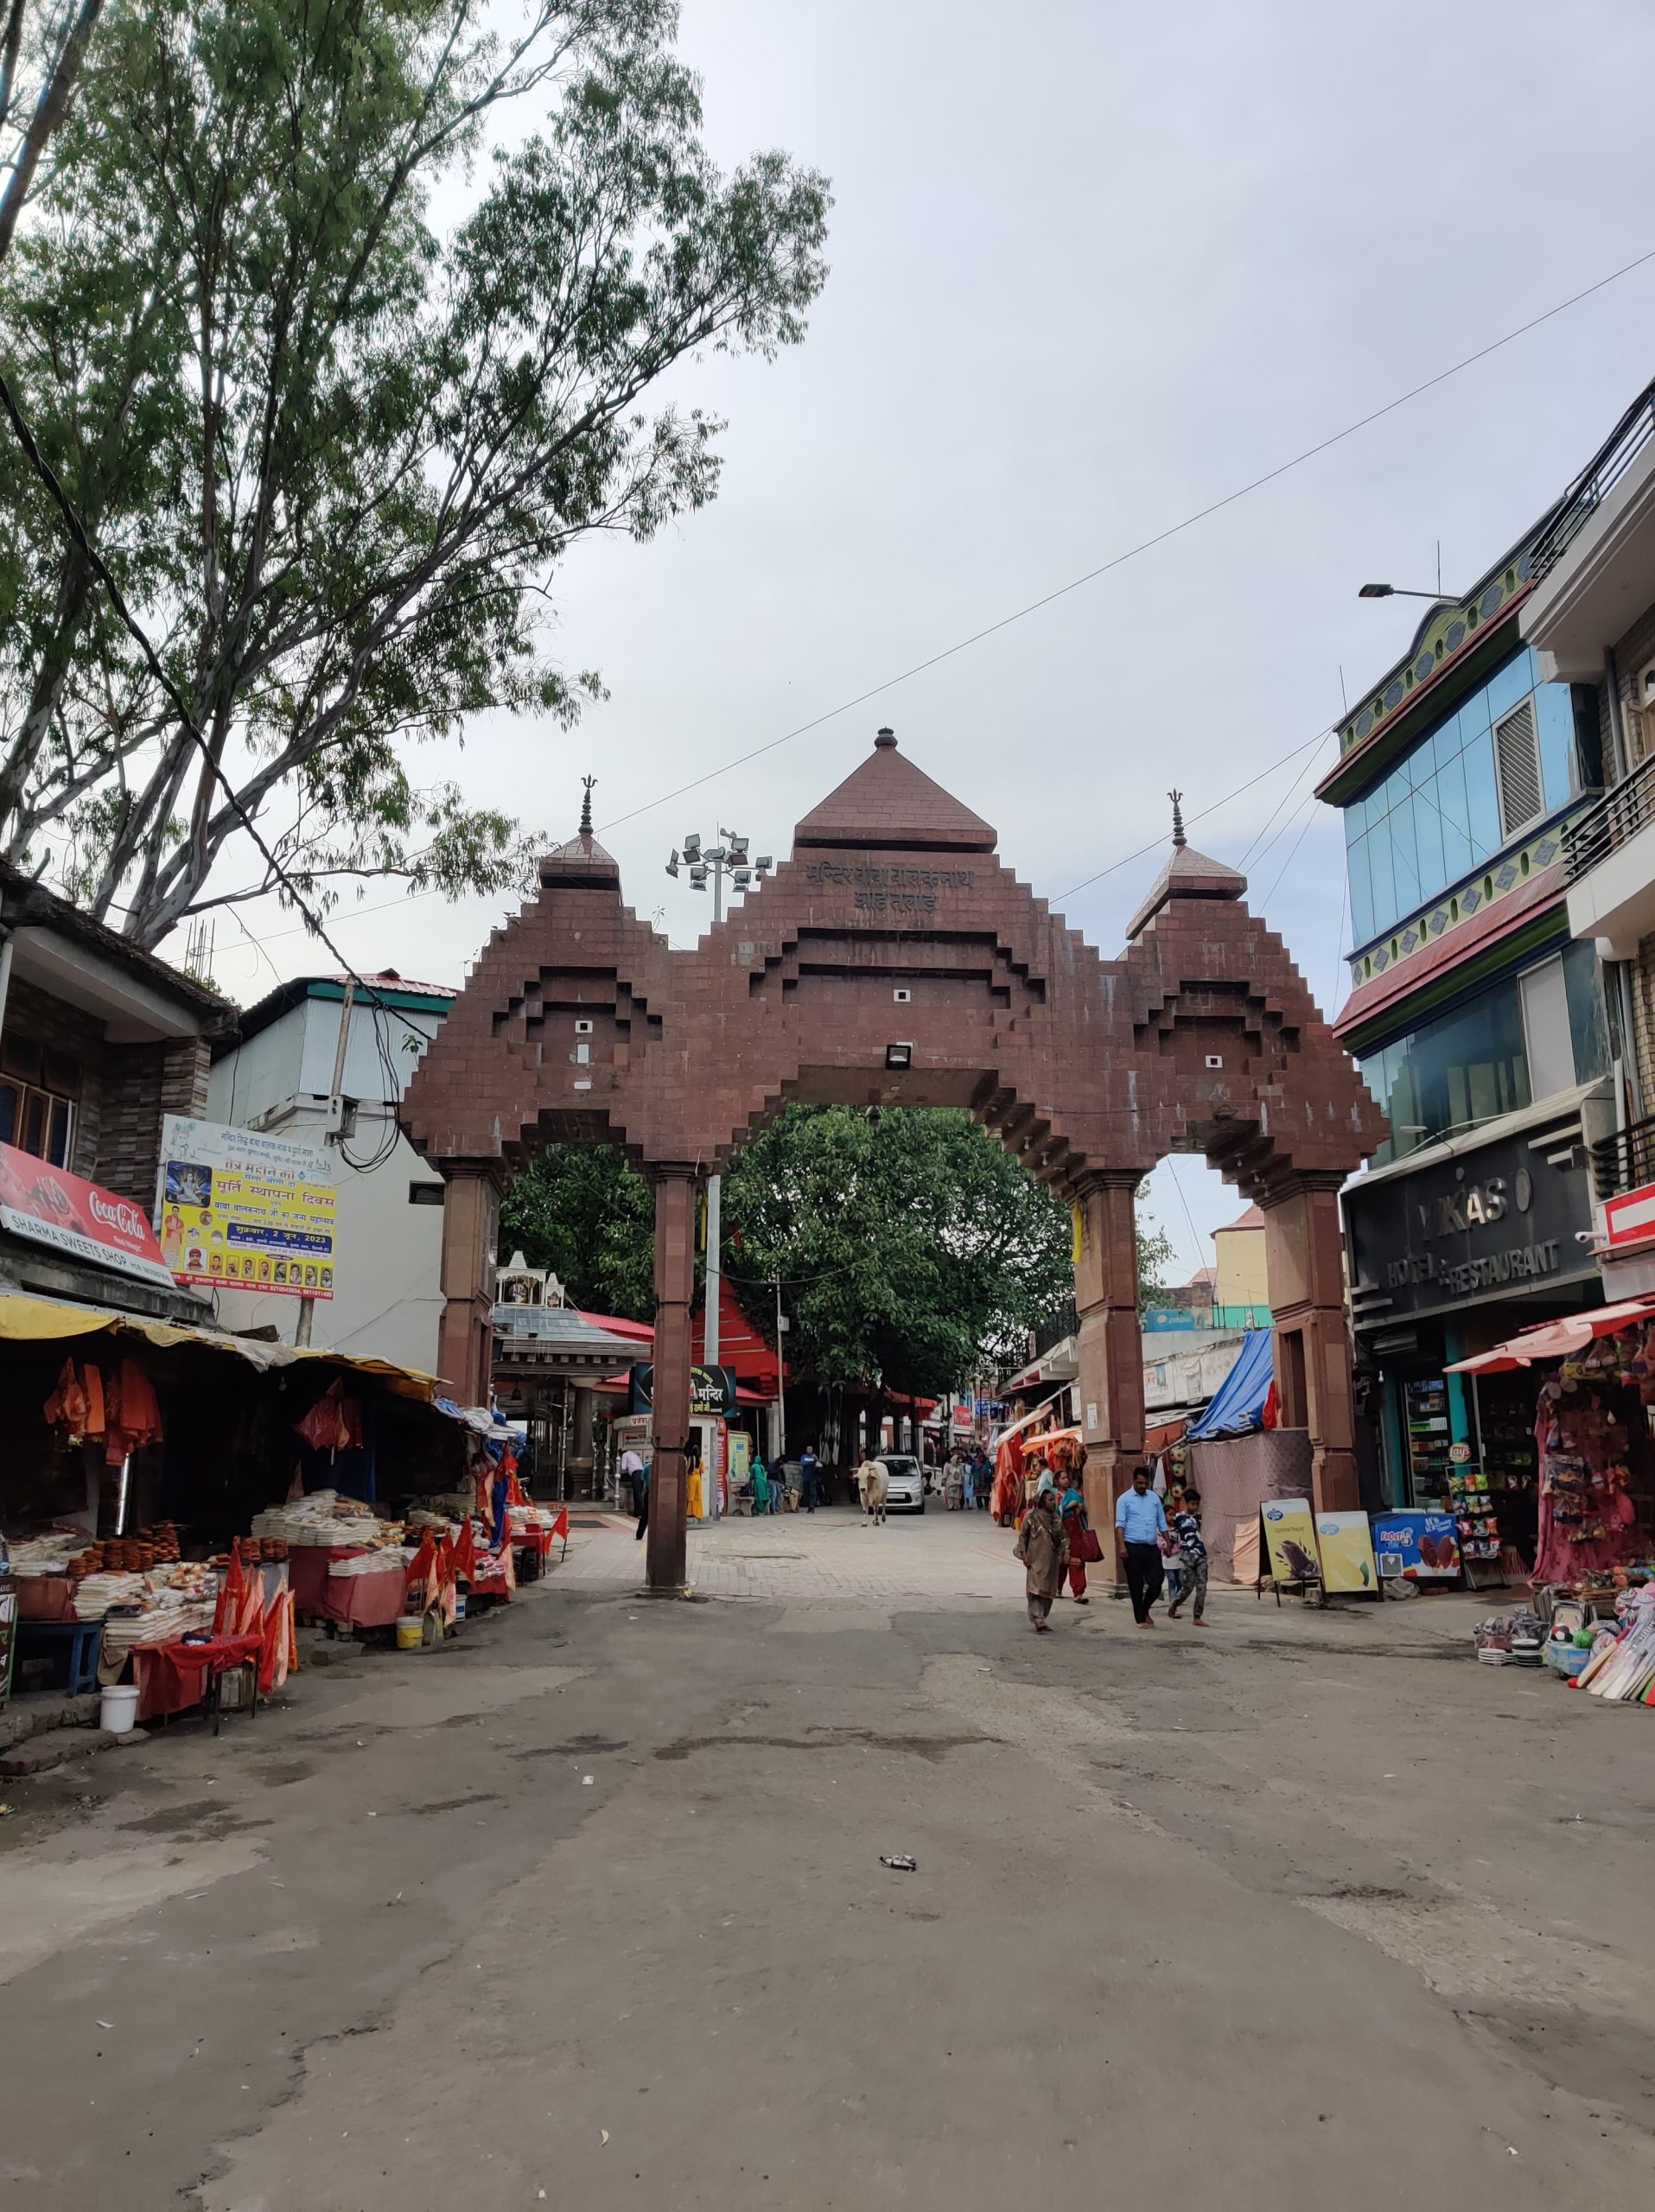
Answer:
top-left (290, 1545), bottom-right (405, 1627)
top-left (512, 1509), bottom-right (570, 1567)
top-left (17, 1618), bottom-right (101, 1695)
top-left (319, 1562), bottom-right (408, 1629)
top-left (131, 1631), bottom-right (264, 1726)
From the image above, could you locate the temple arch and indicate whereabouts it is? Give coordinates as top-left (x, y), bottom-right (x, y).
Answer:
top-left (404, 730), bottom-right (1385, 1589)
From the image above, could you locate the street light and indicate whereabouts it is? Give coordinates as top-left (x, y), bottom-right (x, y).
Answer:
top-left (665, 823), bottom-right (775, 1375)
top-left (1358, 582), bottom-right (1461, 601)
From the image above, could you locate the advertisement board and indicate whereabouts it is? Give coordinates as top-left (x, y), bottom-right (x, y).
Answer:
top-left (156, 1116), bottom-right (335, 1297)
top-left (627, 1363), bottom-right (735, 1416)
top-left (1371, 1510), bottom-right (1461, 1580)
top-left (0, 1140), bottom-right (176, 1289)
top-left (1603, 1179), bottom-right (1655, 1255)
top-left (1314, 1510), bottom-right (1380, 1594)
top-left (1260, 1497), bottom-right (1321, 1586)
top-left (1344, 1122), bottom-right (1595, 1326)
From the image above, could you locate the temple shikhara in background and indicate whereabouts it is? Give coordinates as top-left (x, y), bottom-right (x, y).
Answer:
top-left (403, 731), bottom-right (1385, 1588)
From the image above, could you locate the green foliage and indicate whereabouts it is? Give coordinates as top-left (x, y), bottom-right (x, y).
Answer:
top-left (722, 1105), bottom-right (1075, 1401)
top-left (499, 1142), bottom-right (653, 1319)
top-left (0, 0), bottom-right (830, 945)
top-left (1136, 1191), bottom-right (1175, 1305)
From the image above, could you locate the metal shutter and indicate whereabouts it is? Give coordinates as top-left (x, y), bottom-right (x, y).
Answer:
top-left (1493, 698), bottom-right (1542, 838)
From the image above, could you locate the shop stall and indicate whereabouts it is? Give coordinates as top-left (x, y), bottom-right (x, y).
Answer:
top-left (1448, 1296), bottom-right (1655, 1599)
top-left (0, 1292), bottom-right (511, 1721)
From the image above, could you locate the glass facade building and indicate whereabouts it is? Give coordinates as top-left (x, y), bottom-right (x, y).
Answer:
top-left (1357, 939), bottom-right (1611, 1165)
top-left (1341, 646), bottom-right (1590, 950)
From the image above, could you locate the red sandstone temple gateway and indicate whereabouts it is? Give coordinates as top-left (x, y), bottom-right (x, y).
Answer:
top-left (403, 731), bottom-right (1385, 1589)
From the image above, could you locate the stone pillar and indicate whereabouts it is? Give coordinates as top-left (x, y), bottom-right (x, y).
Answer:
top-left (1073, 1173), bottom-right (1146, 1559)
top-left (1260, 1176), bottom-right (1359, 1512)
top-left (436, 1166), bottom-right (502, 1408)
top-left (646, 1166), bottom-right (698, 1593)
top-left (569, 1386), bottom-right (596, 1499)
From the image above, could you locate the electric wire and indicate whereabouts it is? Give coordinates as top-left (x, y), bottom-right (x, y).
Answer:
top-left (0, 363), bottom-right (436, 1178)
top-left (596, 242), bottom-right (1655, 839)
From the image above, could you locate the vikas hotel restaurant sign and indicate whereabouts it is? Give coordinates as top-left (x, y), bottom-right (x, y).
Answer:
top-left (1345, 1127), bottom-right (1595, 1325)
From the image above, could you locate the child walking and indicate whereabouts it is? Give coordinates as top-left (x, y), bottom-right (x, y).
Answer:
top-left (1166, 1486), bottom-right (1209, 1626)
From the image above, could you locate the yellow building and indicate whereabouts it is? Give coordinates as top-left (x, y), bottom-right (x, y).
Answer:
top-left (1211, 1204), bottom-right (1271, 1328)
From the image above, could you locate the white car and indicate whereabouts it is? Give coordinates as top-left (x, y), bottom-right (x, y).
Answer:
top-left (876, 1453), bottom-right (926, 1512)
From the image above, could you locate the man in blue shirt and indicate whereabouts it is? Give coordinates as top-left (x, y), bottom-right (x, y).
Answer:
top-left (1114, 1463), bottom-right (1168, 1626)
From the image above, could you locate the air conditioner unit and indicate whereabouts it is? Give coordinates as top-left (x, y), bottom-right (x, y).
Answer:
top-left (1626, 659), bottom-right (1655, 768)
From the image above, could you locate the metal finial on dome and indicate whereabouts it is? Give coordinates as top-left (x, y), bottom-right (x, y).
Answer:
top-left (875, 726), bottom-right (897, 750)
top-left (579, 774), bottom-right (595, 838)
top-left (1168, 790), bottom-right (1187, 849)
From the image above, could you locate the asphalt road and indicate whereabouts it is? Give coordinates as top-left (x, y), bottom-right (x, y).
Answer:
top-left (1, 1513), bottom-right (1651, 2209)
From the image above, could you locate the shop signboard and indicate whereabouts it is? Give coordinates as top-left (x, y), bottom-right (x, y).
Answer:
top-left (1344, 1121), bottom-right (1595, 1327)
top-left (1260, 1497), bottom-right (1321, 1586)
top-left (1603, 1179), bottom-right (1655, 1255)
top-left (0, 1140), bottom-right (176, 1289)
top-left (627, 1362), bottom-right (736, 1416)
top-left (156, 1116), bottom-right (335, 1296)
top-left (1371, 1509), bottom-right (1461, 1580)
top-left (1314, 1510), bottom-right (1380, 1593)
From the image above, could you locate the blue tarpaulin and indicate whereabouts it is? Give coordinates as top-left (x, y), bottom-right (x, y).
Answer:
top-left (1186, 1328), bottom-right (1274, 1440)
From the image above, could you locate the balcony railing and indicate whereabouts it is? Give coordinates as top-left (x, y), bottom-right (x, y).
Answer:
top-left (1591, 1112), bottom-right (1655, 1200)
top-left (1530, 378), bottom-right (1655, 585)
top-left (1563, 750), bottom-right (1655, 884)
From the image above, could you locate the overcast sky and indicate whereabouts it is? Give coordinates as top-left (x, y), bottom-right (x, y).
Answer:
top-left (196, 0), bottom-right (1655, 1276)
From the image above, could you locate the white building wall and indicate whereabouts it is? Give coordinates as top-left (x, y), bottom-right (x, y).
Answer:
top-left (202, 990), bottom-right (448, 1373)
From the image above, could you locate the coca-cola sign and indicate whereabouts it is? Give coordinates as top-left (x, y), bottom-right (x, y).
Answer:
top-left (0, 1141), bottom-right (177, 1290)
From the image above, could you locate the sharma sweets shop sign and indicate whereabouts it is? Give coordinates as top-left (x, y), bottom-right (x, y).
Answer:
top-left (1345, 1126), bottom-right (1595, 1325)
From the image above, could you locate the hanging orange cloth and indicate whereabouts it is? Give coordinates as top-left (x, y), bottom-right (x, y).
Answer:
top-left (83, 1362), bottom-right (105, 1438)
top-left (105, 1358), bottom-right (163, 1465)
top-left (213, 1544), bottom-right (246, 1636)
top-left (43, 1358), bottom-right (90, 1442)
top-left (296, 1381), bottom-right (347, 1451)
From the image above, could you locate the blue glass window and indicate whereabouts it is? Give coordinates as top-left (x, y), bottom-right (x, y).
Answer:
top-left (1359, 976), bottom-right (1531, 1165)
top-left (1412, 785), bottom-right (1445, 897)
top-left (1343, 647), bottom-right (1587, 953)
top-left (1537, 685), bottom-right (1576, 814)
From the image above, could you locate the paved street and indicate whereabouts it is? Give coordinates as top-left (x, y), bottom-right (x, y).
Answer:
top-left (2, 1509), bottom-right (1652, 2210)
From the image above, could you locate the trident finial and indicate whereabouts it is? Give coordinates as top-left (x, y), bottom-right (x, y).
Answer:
top-left (1168, 790), bottom-right (1186, 849)
top-left (579, 774), bottom-right (595, 837)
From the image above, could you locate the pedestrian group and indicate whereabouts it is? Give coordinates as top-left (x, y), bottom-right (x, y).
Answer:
top-left (1015, 1458), bottom-right (1206, 1631)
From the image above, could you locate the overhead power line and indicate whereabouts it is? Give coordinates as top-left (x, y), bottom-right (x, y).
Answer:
top-left (597, 242), bottom-right (1655, 838)
top-left (0, 361), bottom-right (432, 1173)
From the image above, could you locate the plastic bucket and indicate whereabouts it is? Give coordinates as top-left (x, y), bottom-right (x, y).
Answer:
top-left (100, 1682), bottom-right (139, 1733)
top-left (452, 1589), bottom-right (467, 1623)
top-left (395, 1615), bottom-right (424, 1651)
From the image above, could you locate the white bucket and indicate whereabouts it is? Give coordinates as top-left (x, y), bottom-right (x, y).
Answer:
top-left (100, 1683), bottom-right (139, 1733)
top-left (395, 1615), bottom-right (424, 1652)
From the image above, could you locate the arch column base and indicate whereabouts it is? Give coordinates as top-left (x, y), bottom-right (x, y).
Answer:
top-left (1073, 1174), bottom-right (1147, 1592)
top-left (1260, 1177), bottom-right (1361, 1518)
top-left (645, 1166), bottom-right (699, 1595)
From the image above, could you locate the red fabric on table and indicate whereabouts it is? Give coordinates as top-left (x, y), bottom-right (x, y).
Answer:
top-left (512, 1526), bottom-right (553, 1559)
top-left (317, 1567), bottom-right (408, 1629)
top-left (287, 1544), bottom-right (370, 1617)
top-left (131, 1632), bottom-right (264, 1722)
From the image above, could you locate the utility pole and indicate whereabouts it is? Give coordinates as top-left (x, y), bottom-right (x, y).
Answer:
top-left (297, 976), bottom-right (354, 1349)
top-left (665, 827), bottom-right (773, 1371)
top-left (773, 1270), bottom-right (787, 1464)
